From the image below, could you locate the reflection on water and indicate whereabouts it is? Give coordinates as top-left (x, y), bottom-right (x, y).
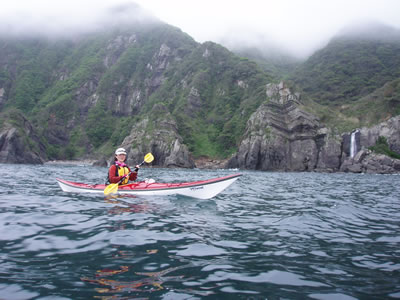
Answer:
top-left (104, 195), bottom-right (157, 214)
top-left (0, 164), bottom-right (399, 299)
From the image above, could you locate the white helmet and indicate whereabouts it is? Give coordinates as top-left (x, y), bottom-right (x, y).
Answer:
top-left (115, 147), bottom-right (127, 155)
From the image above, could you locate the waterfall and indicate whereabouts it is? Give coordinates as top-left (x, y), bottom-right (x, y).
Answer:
top-left (350, 130), bottom-right (358, 158)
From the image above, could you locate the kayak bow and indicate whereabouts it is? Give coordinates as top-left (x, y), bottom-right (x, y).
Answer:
top-left (56, 173), bottom-right (241, 199)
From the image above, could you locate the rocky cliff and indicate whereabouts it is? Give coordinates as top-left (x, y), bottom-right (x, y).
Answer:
top-left (227, 82), bottom-right (342, 171)
top-left (115, 103), bottom-right (195, 168)
top-left (0, 111), bottom-right (47, 163)
top-left (0, 24), bottom-right (274, 166)
top-left (227, 82), bottom-right (400, 173)
top-left (340, 150), bottom-right (400, 174)
top-left (1, 17), bottom-right (399, 173)
top-left (340, 115), bottom-right (400, 173)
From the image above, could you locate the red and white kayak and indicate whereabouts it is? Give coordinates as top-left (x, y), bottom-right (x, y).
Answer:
top-left (56, 173), bottom-right (241, 199)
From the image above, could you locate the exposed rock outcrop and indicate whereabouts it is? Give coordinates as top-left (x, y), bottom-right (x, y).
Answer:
top-left (194, 156), bottom-right (229, 169)
top-left (340, 116), bottom-right (400, 173)
top-left (107, 42), bottom-right (191, 117)
top-left (0, 112), bottom-right (47, 164)
top-left (0, 88), bottom-right (6, 109)
top-left (227, 82), bottom-right (342, 171)
top-left (228, 82), bottom-right (400, 173)
top-left (118, 103), bottom-right (195, 168)
top-left (359, 116), bottom-right (400, 152)
top-left (340, 149), bottom-right (400, 173)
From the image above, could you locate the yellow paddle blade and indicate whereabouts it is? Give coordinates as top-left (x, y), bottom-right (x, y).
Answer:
top-left (104, 183), bottom-right (119, 195)
top-left (144, 153), bottom-right (154, 163)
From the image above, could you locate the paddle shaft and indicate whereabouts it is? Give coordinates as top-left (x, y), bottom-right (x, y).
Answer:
top-left (134, 160), bottom-right (146, 172)
top-left (104, 152), bottom-right (154, 195)
top-left (117, 160), bottom-right (144, 183)
top-left (114, 160), bottom-right (145, 185)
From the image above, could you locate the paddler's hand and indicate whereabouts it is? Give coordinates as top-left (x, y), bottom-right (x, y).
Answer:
top-left (134, 165), bottom-right (140, 172)
top-left (119, 173), bottom-right (130, 181)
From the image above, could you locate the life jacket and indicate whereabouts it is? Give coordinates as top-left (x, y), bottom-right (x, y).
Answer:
top-left (117, 164), bottom-right (130, 185)
top-left (106, 162), bottom-right (130, 185)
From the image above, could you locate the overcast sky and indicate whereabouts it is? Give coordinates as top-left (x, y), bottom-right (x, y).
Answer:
top-left (1, 0), bottom-right (400, 57)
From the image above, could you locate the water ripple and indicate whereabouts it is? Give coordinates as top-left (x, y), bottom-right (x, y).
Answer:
top-left (0, 165), bottom-right (399, 299)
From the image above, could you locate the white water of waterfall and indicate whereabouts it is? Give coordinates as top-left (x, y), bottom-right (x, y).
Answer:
top-left (350, 131), bottom-right (357, 158)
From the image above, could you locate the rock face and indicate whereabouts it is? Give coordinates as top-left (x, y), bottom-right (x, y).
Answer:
top-left (227, 82), bottom-right (342, 171)
top-left (340, 115), bottom-right (400, 173)
top-left (105, 42), bottom-right (191, 117)
top-left (228, 82), bottom-right (400, 173)
top-left (359, 116), bottom-right (400, 152)
top-left (340, 149), bottom-right (400, 173)
top-left (0, 112), bottom-right (47, 164)
top-left (118, 104), bottom-right (195, 168)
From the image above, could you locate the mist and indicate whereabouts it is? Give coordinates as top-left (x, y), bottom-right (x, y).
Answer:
top-left (0, 1), bottom-right (159, 38)
top-left (133, 0), bottom-right (400, 58)
top-left (1, 0), bottom-right (400, 58)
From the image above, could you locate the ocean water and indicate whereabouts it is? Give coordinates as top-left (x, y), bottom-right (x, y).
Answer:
top-left (0, 163), bottom-right (399, 300)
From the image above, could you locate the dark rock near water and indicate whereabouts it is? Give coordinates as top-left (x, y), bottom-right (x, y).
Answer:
top-left (0, 112), bottom-right (47, 164)
top-left (340, 116), bottom-right (400, 173)
top-left (227, 82), bottom-right (342, 171)
top-left (340, 149), bottom-right (400, 174)
top-left (92, 158), bottom-right (108, 167)
top-left (315, 131), bottom-right (343, 172)
top-left (118, 104), bottom-right (195, 168)
top-left (227, 82), bottom-right (400, 174)
top-left (359, 115), bottom-right (400, 152)
top-left (194, 157), bottom-right (229, 169)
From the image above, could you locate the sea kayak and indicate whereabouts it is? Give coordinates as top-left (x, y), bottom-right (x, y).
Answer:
top-left (56, 173), bottom-right (241, 199)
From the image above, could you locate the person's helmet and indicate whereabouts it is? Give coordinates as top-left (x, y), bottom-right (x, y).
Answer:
top-left (115, 147), bottom-right (127, 155)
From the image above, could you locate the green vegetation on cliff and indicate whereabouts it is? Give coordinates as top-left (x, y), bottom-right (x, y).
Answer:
top-left (287, 25), bottom-right (400, 133)
top-left (292, 36), bottom-right (400, 105)
top-left (1, 21), bottom-right (400, 162)
top-left (0, 24), bottom-right (272, 160)
top-left (145, 42), bottom-right (271, 157)
top-left (369, 136), bottom-right (400, 159)
top-left (0, 39), bottom-right (73, 113)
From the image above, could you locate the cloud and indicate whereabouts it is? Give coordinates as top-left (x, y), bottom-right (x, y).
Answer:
top-left (1, 0), bottom-right (400, 57)
top-left (134, 0), bottom-right (400, 57)
top-left (0, 0), bottom-right (158, 37)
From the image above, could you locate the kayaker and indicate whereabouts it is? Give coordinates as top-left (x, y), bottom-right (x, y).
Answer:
top-left (107, 148), bottom-right (139, 184)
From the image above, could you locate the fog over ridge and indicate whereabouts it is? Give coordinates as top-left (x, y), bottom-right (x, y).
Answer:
top-left (0, 1), bottom-right (160, 37)
top-left (1, 0), bottom-right (400, 58)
